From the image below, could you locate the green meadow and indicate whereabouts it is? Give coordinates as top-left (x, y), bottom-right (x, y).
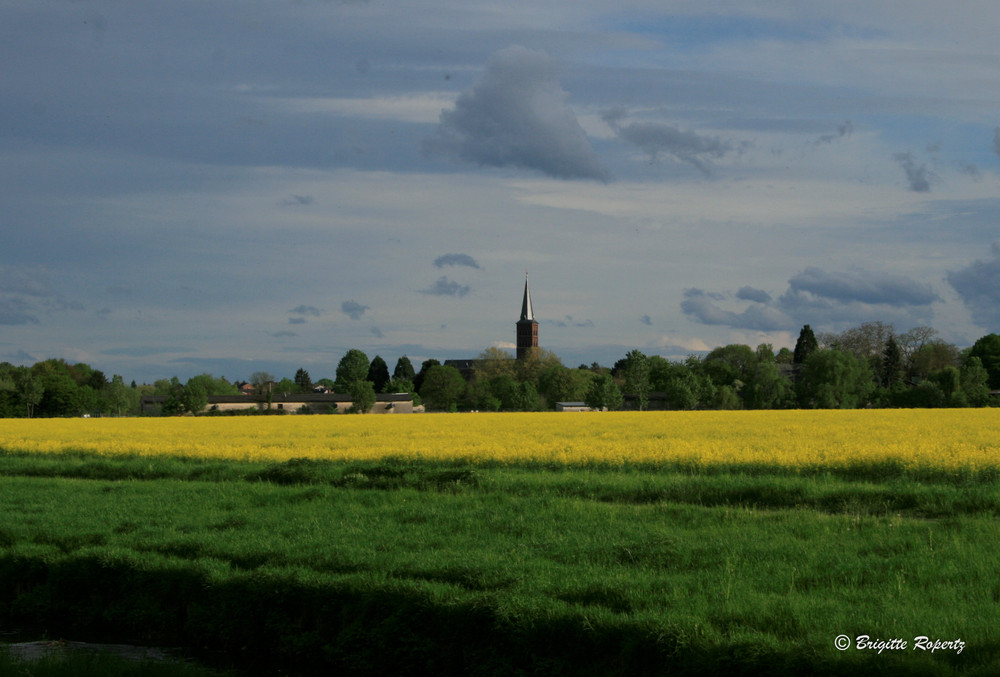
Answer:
top-left (1, 451), bottom-right (998, 675)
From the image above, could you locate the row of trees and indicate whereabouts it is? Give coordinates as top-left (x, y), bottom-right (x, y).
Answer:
top-left (1, 325), bottom-right (997, 417)
top-left (416, 324), bottom-right (1000, 412)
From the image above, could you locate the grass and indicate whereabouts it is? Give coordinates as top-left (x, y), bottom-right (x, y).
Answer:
top-left (1, 450), bottom-right (998, 675)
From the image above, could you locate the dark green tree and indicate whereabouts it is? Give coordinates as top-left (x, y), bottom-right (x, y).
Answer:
top-left (880, 335), bottom-right (903, 388)
top-left (622, 349), bottom-right (651, 410)
top-left (796, 349), bottom-right (875, 409)
top-left (419, 365), bottom-right (466, 411)
top-left (105, 374), bottom-right (129, 417)
top-left (968, 334), bottom-right (1000, 389)
top-left (367, 355), bottom-right (390, 393)
top-left (585, 373), bottom-right (623, 411)
top-left (744, 360), bottom-right (792, 409)
top-left (393, 355), bottom-right (416, 382)
top-left (793, 325), bottom-right (819, 364)
top-left (181, 382), bottom-right (208, 414)
top-left (294, 368), bottom-right (313, 393)
top-left (349, 380), bottom-right (377, 413)
top-left (960, 356), bottom-right (991, 406)
top-left (15, 367), bottom-right (44, 418)
top-left (413, 359), bottom-right (441, 393)
top-left (335, 349), bottom-right (370, 390)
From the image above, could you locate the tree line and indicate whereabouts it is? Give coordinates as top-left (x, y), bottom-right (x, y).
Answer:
top-left (1, 323), bottom-right (998, 417)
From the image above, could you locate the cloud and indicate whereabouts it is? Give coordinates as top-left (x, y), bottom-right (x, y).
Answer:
top-left (681, 288), bottom-right (790, 331)
top-left (370, 326), bottom-right (384, 338)
top-left (786, 267), bottom-right (939, 307)
top-left (289, 305), bottom-right (321, 317)
top-left (946, 241), bottom-right (1000, 327)
top-left (893, 151), bottom-right (932, 192)
top-left (553, 315), bottom-right (594, 328)
top-left (269, 330), bottom-right (298, 338)
top-left (280, 194), bottom-right (314, 207)
top-left (0, 298), bottom-right (40, 326)
top-left (640, 314), bottom-right (653, 326)
top-left (994, 128), bottom-right (1000, 160)
top-left (682, 266), bottom-right (940, 332)
top-left (99, 346), bottom-right (191, 357)
top-left (288, 317), bottom-right (307, 325)
top-left (419, 276), bottom-right (470, 297)
top-left (602, 108), bottom-right (734, 176)
top-left (736, 286), bottom-right (772, 304)
top-left (816, 120), bottom-right (853, 145)
top-left (341, 300), bottom-right (369, 320)
top-left (425, 45), bottom-right (608, 181)
top-left (434, 253), bottom-right (481, 269)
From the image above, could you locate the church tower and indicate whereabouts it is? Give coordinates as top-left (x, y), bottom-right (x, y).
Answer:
top-left (516, 273), bottom-right (539, 360)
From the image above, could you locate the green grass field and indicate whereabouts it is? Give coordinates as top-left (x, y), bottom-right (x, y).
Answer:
top-left (1, 451), bottom-right (998, 675)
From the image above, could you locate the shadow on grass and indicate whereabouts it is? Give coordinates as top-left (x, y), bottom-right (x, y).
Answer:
top-left (1, 552), bottom-right (992, 676)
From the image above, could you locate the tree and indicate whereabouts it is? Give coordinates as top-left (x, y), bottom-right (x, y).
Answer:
top-left (621, 349), bottom-right (651, 410)
top-left (393, 356), bottom-right (415, 382)
top-left (796, 349), bottom-right (875, 409)
top-left (15, 367), bottom-right (43, 418)
top-left (250, 371), bottom-right (275, 410)
top-left (960, 357), bottom-right (991, 406)
top-left (294, 368), bottom-right (313, 393)
top-left (909, 341), bottom-right (960, 381)
top-left (106, 374), bottom-right (129, 417)
top-left (335, 349), bottom-right (370, 390)
top-left (180, 382), bottom-right (208, 414)
top-left (703, 344), bottom-right (757, 388)
top-left (793, 325), bottom-right (818, 364)
top-left (880, 335), bottom-right (903, 388)
top-left (413, 359), bottom-right (440, 393)
top-left (475, 346), bottom-right (517, 382)
top-left (349, 380), bottom-right (376, 413)
top-left (744, 360), bottom-right (792, 409)
top-left (585, 373), bottom-right (623, 411)
top-left (538, 363), bottom-right (593, 408)
top-left (419, 365), bottom-right (466, 411)
top-left (968, 334), bottom-right (1000, 389)
top-left (367, 355), bottom-right (390, 393)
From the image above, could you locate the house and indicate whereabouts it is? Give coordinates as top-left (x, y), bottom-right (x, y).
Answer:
top-left (140, 392), bottom-right (415, 416)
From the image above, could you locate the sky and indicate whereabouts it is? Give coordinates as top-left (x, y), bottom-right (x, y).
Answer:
top-left (3, 1), bottom-right (1000, 384)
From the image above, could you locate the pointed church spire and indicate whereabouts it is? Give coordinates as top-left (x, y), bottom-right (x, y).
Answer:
top-left (516, 272), bottom-right (538, 360)
top-left (520, 272), bottom-right (534, 322)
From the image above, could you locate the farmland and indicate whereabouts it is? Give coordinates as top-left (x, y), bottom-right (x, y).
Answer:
top-left (1, 411), bottom-right (999, 675)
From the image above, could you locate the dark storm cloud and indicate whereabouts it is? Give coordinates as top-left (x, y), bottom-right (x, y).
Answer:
top-left (425, 45), bottom-right (608, 181)
top-left (893, 151), bottom-right (932, 192)
top-left (434, 253), bottom-right (481, 269)
top-left (640, 314), bottom-right (653, 326)
top-left (787, 267), bottom-right (939, 307)
top-left (946, 241), bottom-right (1000, 327)
top-left (341, 300), bottom-right (369, 320)
top-left (602, 108), bottom-right (733, 176)
top-left (683, 266), bottom-right (940, 331)
top-left (419, 276), bottom-right (470, 297)
top-left (736, 286), bottom-right (772, 304)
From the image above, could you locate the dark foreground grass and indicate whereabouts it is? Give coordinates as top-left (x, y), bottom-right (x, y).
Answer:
top-left (1, 451), bottom-right (998, 676)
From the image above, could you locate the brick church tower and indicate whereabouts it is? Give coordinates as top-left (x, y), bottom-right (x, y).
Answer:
top-left (516, 274), bottom-right (538, 360)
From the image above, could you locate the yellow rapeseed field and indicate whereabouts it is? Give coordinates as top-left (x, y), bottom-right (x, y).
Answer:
top-left (0, 409), bottom-right (998, 471)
